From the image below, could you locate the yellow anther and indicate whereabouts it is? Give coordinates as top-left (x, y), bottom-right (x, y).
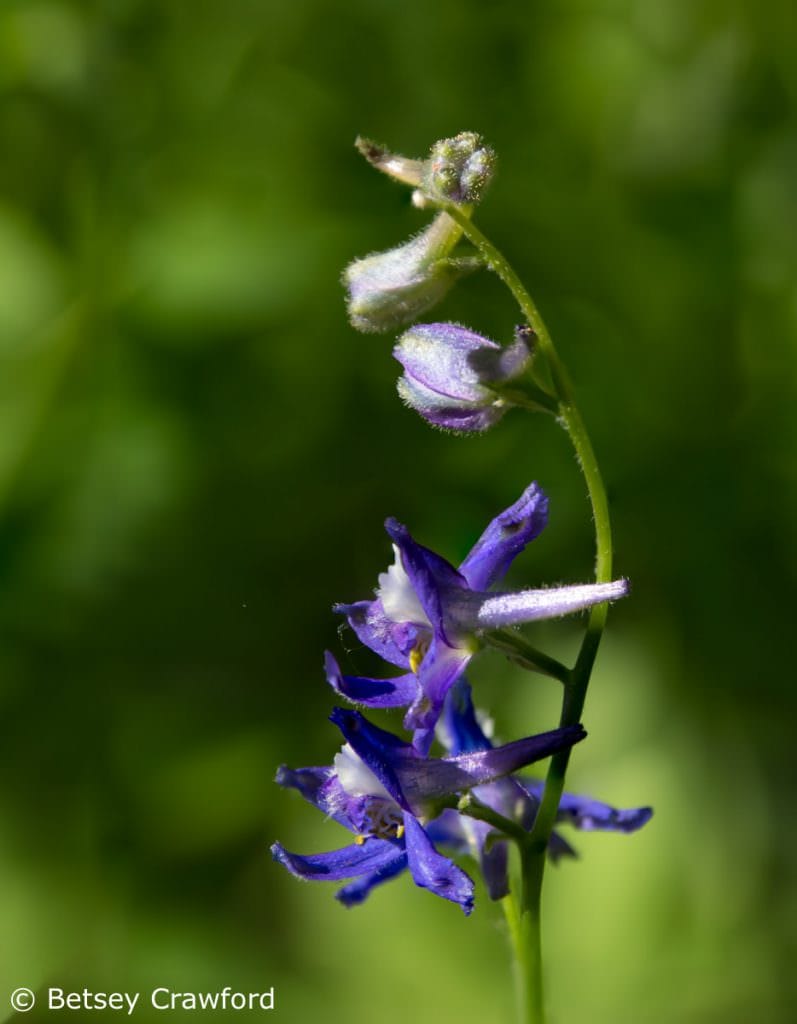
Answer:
top-left (396, 823), bottom-right (405, 839)
top-left (409, 638), bottom-right (430, 674)
top-left (355, 834), bottom-right (366, 846)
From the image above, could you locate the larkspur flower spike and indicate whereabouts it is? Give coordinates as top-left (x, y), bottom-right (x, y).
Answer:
top-left (394, 322), bottom-right (534, 432)
top-left (278, 129), bottom-right (652, 1022)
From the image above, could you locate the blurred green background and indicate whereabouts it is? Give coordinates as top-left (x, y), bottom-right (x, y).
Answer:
top-left (1, 0), bottom-right (796, 1021)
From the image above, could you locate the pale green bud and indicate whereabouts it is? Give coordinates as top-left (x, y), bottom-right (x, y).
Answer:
top-left (423, 132), bottom-right (496, 205)
top-left (343, 212), bottom-right (478, 333)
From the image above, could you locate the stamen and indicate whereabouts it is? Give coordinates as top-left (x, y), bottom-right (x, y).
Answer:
top-left (409, 636), bottom-right (431, 674)
top-left (362, 797), bottom-right (404, 840)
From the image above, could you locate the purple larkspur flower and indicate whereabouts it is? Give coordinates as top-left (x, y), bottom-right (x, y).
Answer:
top-left (329, 482), bottom-right (629, 752)
top-left (394, 323), bottom-right (534, 432)
top-left (271, 707), bottom-right (585, 914)
top-left (437, 681), bottom-right (653, 895)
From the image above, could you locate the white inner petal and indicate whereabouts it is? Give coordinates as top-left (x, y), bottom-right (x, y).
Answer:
top-left (377, 544), bottom-right (430, 627)
top-left (334, 744), bottom-right (392, 800)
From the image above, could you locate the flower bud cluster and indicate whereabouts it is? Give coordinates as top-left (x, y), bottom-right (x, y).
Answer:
top-left (423, 132), bottom-right (496, 206)
top-left (344, 132), bottom-right (494, 335)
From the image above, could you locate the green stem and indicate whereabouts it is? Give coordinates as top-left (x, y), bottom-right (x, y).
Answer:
top-left (444, 204), bottom-right (615, 1024)
top-left (501, 890), bottom-right (525, 1022)
top-left (497, 384), bottom-right (559, 416)
top-left (455, 793), bottom-right (529, 843)
top-left (442, 206), bottom-right (573, 400)
top-left (483, 629), bottom-right (571, 684)
top-left (517, 846), bottom-right (546, 1024)
top-left (501, 846), bottom-right (546, 1024)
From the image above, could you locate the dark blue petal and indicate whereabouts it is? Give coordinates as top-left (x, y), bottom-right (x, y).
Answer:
top-left (271, 837), bottom-right (404, 882)
top-left (329, 707), bottom-right (414, 810)
top-left (335, 853), bottom-right (410, 906)
top-left (558, 795), bottom-right (653, 833)
top-left (275, 765), bottom-right (334, 806)
top-left (405, 639), bottom-right (473, 750)
top-left (459, 483), bottom-right (549, 590)
top-left (520, 779), bottom-right (653, 833)
top-left (331, 706), bottom-right (585, 813)
top-left (424, 807), bottom-right (469, 849)
top-left (440, 680), bottom-right (535, 821)
top-left (548, 831), bottom-right (578, 862)
top-left (324, 651), bottom-right (418, 709)
top-left (333, 600), bottom-right (414, 669)
top-left (439, 679), bottom-right (491, 755)
top-left (384, 518), bottom-right (467, 646)
top-left (479, 830), bottom-right (509, 900)
top-left (276, 764), bottom-right (363, 831)
top-left (412, 725), bottom-right (585, 802)
top-left (402, 814), bottom-right (474, 914)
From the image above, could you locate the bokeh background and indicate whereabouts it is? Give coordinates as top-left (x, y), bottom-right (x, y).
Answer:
top-left (1, 1), bottom-right (796, 1021)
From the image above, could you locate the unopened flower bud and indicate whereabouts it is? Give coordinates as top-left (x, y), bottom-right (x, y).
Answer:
top-left (394, 323), bottom-right (533, 432)
top-left (423, 132), bottom-right (496, 206)
top-left (344, 213), bottom-right (478, 333)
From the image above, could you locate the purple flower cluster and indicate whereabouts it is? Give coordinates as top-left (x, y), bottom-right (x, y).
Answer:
top-left (272, 485), bottom-right (650, 913)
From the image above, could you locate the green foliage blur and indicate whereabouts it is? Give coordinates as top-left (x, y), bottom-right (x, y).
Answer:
top-left (1, 1), bottom-right (796, 1021)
